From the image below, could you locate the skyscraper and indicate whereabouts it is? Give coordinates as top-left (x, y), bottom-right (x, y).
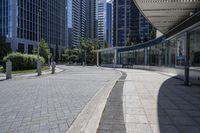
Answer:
top-left (85, 0), bottom-right (98, 39)
top-left (67, 0), bottom-right (86, 48)
top-left (98, 0), bottom-right (107, 47)
top-left (106, 2), bottom-right (112, 47)
top-left (113, 0), bottom-right (154, 47)
top-left (0, 0), bottom-right (66, 54)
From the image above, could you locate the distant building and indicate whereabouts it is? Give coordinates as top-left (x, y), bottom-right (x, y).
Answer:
top-left (97, 0), bottom-right (107, 47)
top-left (85, 0), bottom-right (98, 39)
top-left (139, 14), bottom-right (153, 42)
top-left (67, 0), bottom-right (87, 48)
top-left (106, 2), bottom-right (112, 47)
top-left (113, 0), bottom-right (154, 47)
top-left (0, 0), bottom-right (66, 54)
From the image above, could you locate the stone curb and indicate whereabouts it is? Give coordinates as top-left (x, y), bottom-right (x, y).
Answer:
top-left (0, 67), bottom-right (65, 81)
top-left (66, 70), bottom-right (122, 133)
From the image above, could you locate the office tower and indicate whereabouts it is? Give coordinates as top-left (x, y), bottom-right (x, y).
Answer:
top-left (106, 2), bottom-right (112, 47)
top-left (0, 0), bottom-right (66, 53)
top-left (80, 0), bottom-right (86, 37)
top-left (98, 0), bottom-right (107, 47)
top-left (139, 14), bottom-right (153, 42)
top-left (67, 0), bottom-right (86, 48)
top-left (113, 0), bottom-right (153, 47)
top-left (85, 0), bottom-right (98, 39)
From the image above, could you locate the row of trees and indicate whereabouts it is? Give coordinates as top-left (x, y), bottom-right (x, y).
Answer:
top-left (0, 34), bottom-right (100, 66)
top-left (61, 38), bottom-right (100, 65)
top-left (0, 34), bottom-right (50, 66)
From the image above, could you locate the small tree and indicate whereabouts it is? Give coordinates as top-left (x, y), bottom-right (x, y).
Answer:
top-left (104, 40), bottom-right (108, 48)
top-left (126, 32), bottom-right (136, 46)
top-left (0, 34), bottom-right (12, 61)
top-left (150, 28), bottom-right (156, 40)
top-left (34, 39), bottom-right (50, 63)
top-left (55, 44), bottom-right (59, 63)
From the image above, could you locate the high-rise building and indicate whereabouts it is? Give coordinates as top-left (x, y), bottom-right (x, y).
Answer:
top-left (97, 0), bottom-right (107, 47)
top-left (106, 2), bottom-right (112, 47)
top-left (113, 0), bottom-right (154, 47)
top-left (67, 0), bottom-right (86, 48)
top-left (0, 0), bottom-right (66, 54)
top-left (139, 14), bottom-right (153, 42)
top-left (85, 0), bottom-right (98, 39)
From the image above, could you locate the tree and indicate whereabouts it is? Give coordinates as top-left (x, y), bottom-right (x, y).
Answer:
top-left (126, 32), bottom-right (136, 46)
top-left (55, 44), bottom-right (59, 63)
top-left (150, 28), bottom-right (156, 40)
top-left (34, 39), bottom-right (50, 63)
top-left (80, 38), bottom-right (100, 65)
top-left (104, 40), bottom-right (108, 48)
top-left (0, 34), bottom-right (12, 61)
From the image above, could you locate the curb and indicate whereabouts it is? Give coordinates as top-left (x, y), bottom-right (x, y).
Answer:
top-left (0, 67), bottom-right (65, 81)
top-left (66, 70), bottom-right (122, 133)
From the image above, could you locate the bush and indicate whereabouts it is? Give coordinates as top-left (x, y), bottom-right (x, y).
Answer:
top-left (3, 52), bottom-right (45, 70)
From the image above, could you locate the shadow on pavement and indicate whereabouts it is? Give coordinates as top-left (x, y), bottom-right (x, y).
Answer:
top-left (157, 77), bottom-right (200, 133)
top-left (97, 72), bottom-right (127, 133)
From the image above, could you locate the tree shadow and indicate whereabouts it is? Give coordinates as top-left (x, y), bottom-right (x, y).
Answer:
top-left (97, 72), bottom-right (127, 133)
top-left (157, 77), bottom-right (200, 133)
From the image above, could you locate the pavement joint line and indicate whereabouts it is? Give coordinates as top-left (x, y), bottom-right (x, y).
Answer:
top-left (66, 70), bottom-right (122, 133)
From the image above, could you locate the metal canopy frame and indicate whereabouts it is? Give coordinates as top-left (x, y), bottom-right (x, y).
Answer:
top-left (133, 0), bottom-right (200, 34)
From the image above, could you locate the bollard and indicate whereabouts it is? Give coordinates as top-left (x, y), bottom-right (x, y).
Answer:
top-left (6, 60), bottom-right (12, 79)
top-left (37, 60), bottom-right (42, 76)
top-left (51, 61), bottom-right (56, 74)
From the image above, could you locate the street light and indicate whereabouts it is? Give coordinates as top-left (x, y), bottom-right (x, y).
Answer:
top-left (37, 9), bottom-right (42, 76)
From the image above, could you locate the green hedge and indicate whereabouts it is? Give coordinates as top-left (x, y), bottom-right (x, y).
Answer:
top-left (3, 52), bottom-right (45, 70)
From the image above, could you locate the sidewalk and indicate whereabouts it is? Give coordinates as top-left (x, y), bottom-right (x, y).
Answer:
top-left (97, 69), bottom-right (200, 133)
top-left (0, 66), bottom-right (64, 80)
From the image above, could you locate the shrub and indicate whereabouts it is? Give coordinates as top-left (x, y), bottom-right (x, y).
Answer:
top-left (3, 52), bottom-right (45, 70)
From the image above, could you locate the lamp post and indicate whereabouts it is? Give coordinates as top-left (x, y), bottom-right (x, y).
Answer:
top-left (37, 9), bottom-right (42, 76)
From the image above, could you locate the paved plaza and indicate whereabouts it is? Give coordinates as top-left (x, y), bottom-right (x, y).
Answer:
top-left (98, 69), bottom-right (200, 133)
top-left (0, 66), bottom-right (119, 133)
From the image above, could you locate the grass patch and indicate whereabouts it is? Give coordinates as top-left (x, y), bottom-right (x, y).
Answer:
top-left (12, 66), bottom-right (49, 74)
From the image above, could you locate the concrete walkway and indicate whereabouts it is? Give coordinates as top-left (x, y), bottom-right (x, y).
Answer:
top-left (97, 69), bottom-right (200, 133)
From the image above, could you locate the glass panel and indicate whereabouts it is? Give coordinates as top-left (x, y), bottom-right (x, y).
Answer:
top-left (190, 27), bottom-right (200, 67)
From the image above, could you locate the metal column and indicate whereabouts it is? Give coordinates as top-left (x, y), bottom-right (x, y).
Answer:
top-left (185, 32), bottom-right (190, 85)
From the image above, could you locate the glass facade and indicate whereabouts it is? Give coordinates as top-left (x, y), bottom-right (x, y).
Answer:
top-left (113, 0), bottom-right (154, 47)
top-left (0, 0), bottom-right (67, 52)
top-left (100, 26), bottom-right (200, 69)
top-left (98, 0), bottom-right (107, 47)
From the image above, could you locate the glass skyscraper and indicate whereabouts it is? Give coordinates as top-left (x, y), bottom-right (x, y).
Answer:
top-left (106, 2), bottom-right (112, 47)
top-left (67, 0), bottom-right (86, 48)
top-left (0, 0), bottom-right (66, 54)
top-left (98, 0), bottom-right (107, 47)
top-left (113, 0), bottom-right (154, 47)
top-left (85, 0), bottom-right (98, 39)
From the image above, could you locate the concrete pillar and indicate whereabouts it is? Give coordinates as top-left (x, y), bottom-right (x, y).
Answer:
top-left (51, 61), bottom-right (56, 74)
top-left (6, 60), bottom-right (12, 79)
top-left (114, 49), bottom-right (117, 68)
top-left (97, 52), bottom-right (99, 67)
top-left (185, 32), bottom-right (190, 85)
top-left (37, 60), bottom-right (42, 76)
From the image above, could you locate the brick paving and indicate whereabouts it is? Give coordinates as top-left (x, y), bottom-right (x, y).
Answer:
top-left (98, 69), bottom-right (200, 133)
top-left (0, 66), bottom-right (118, 133)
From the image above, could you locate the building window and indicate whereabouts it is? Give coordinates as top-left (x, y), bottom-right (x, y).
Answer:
top-left (28, 45), bottom-right (33, 54)
top-left (17, 43), bottom-right (25, 53)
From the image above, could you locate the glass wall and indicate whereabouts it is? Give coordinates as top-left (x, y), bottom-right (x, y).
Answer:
top-left (99, 26), bottom-right (200, 69)
top-left (190, 27), bottom-right (200, 67)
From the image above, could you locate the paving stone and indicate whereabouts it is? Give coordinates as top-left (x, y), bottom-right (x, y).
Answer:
top-left (0, 66), bottom-right (118, 133)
